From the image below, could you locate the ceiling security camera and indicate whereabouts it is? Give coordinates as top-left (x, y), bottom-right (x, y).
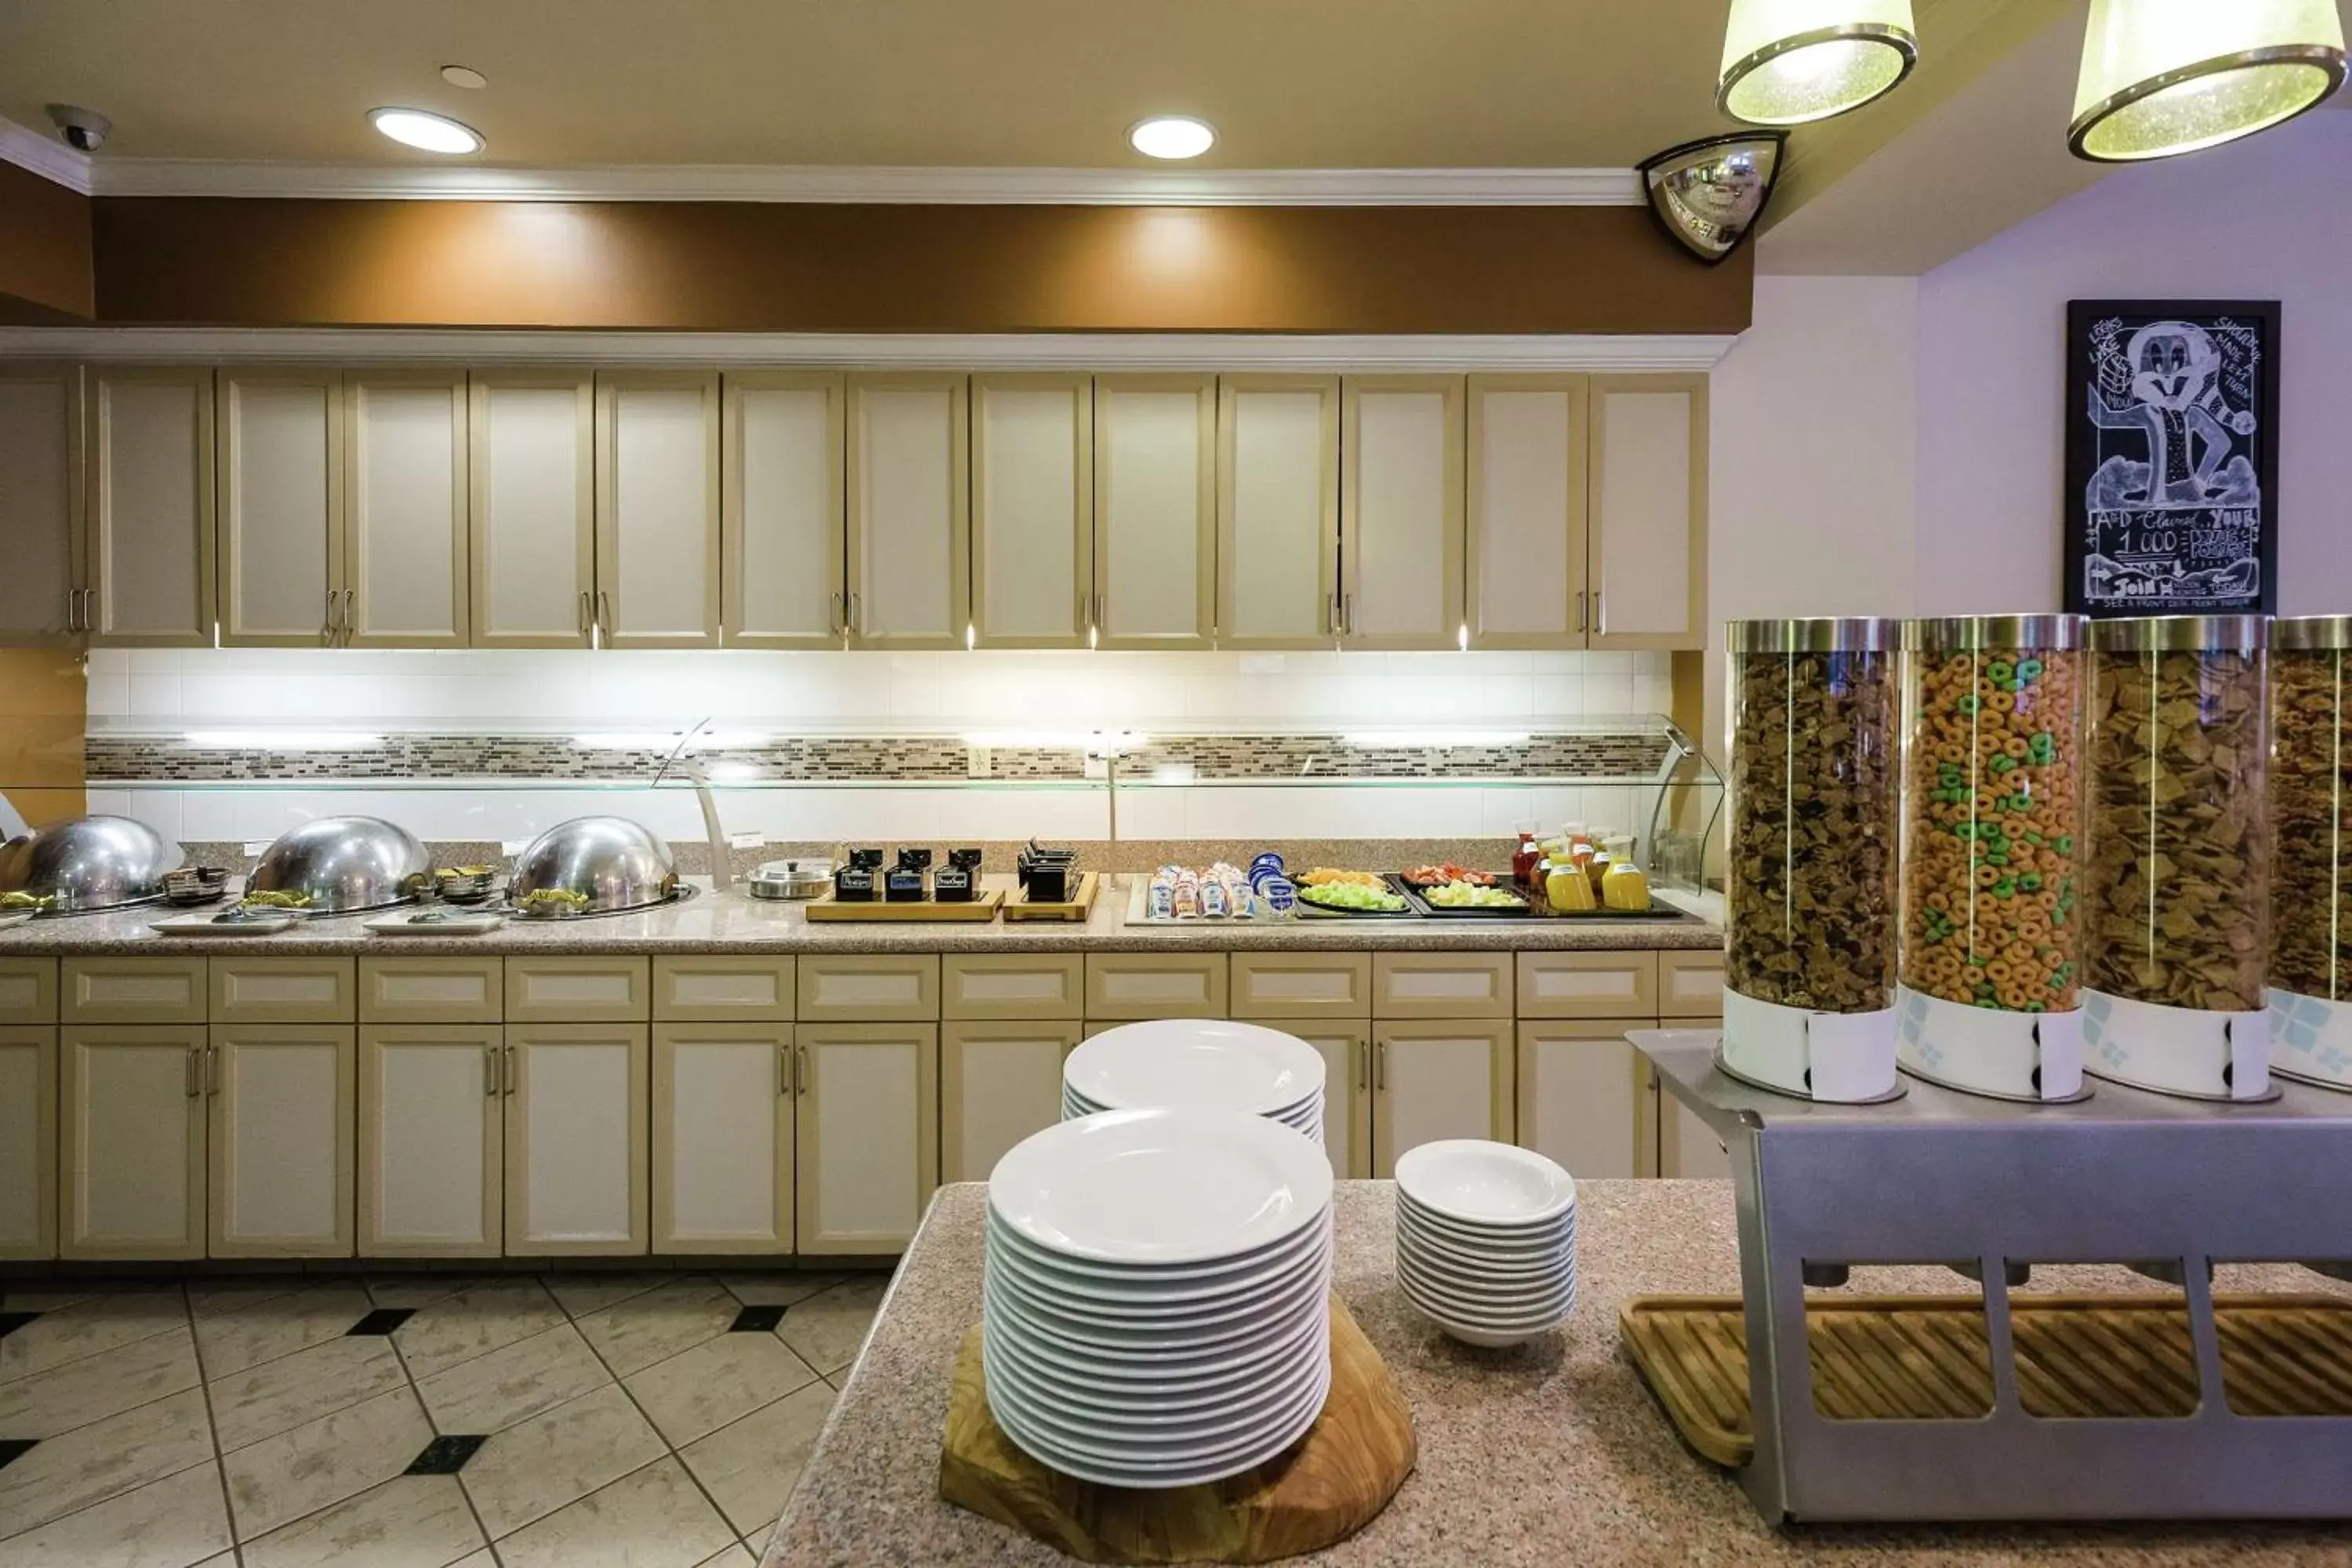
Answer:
top-left (46, 105), bottom-right (111, 154)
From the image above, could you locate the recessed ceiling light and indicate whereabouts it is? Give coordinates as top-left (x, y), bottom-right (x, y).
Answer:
top-left (439, 64), bottom-right (489, 90)
top-left (368, 107), bottom-right (483, 155)
top-left (1129, 116), bottom-right (1216, 159)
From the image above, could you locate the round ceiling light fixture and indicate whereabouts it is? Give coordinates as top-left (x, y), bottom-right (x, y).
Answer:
top-left (1718, 0), bottom-right (1919, 125)
top-left (1129, 115), bottom-right (1217, 159)
top-left (368, 107), bottom-right (484, 155)
top-left (439, 65), bottom-right (489, 90)
top-left (2070, 0), bottom-right (2346, 162)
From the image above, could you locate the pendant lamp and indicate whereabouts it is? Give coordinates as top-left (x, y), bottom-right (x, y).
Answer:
top-left (1719, 0), bottom-right (1919, 125)
top-left (2071, 0), bottom-right (2347, 162)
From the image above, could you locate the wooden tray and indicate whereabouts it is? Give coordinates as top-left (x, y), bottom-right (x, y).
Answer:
top-left (1620, 1292), bottom-right (2352, 1469)
top-left (806, 889), bottom-right (1004, 923)
top-left (941, 1294), bottom-right (1414, 1565)
top-left (1003, 872), bottom-right (1102, 923)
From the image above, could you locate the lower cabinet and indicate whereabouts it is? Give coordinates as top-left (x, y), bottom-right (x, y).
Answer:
top-left (209, 1025), bottom-right (355, 1258)
top-left (0, 1026), bottom-right (56, 1259)
top-left (797, 1022), bottom-right (938, 1255)
top-left (60, 1027), bottom-right (208, 1260)
top-left (504, 1023), bottom-right (650, 1256)
top-left (652, 1022), bottom-right (794, 1254)
top-left (941, 1019), bottom-right (1079, 1185)
top-left (359, 1024), bottom-right (503, 1257)
top-left (1516, 1021), bottom-right (1657, 1180)
top-left (1660, 1017), bottom-right (1733, 1178)
top-left (1370, 1020), bottom-right (1513, 1178)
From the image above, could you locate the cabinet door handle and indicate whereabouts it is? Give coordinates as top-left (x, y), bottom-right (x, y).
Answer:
top-left (1590, 590), bottom-right (1602, 636)
top-left (205, 1045), bottom-right (220, 1097)
top-left (1342, 593), bottom-right (1354, 636)
top-left (339, 588), bottom-right (356, 642)
top-left (595, 590), bottom-right (612, 637)
top-left (503, 1044), bottom-right (517, 1096)
top-left (778, 1044), bottom-right (790, 1097)
top-left (64, 589), bottom-right (78, 633)
top-left (484, 1044), bottom-right (500, 1097)
top-left (829, 590), bottom-right (845, 636)
top-left (846, 592), bottom-right (861, 637)
top-left (84, 588), bottom-right (96, 632)
top-left (578, 590), bottom-right (593, 635)
top-left (1374, 1041), bottom-right (1387, 1093)
top-left (795, 1044), bottom-right (809, 1097)
top-left (1574, 591), bottom-right (1586, 633)
top-left (184, 1044), bottom-right (201, 1098)
top-left (1356, 1040), bottom-right (1367, 1092)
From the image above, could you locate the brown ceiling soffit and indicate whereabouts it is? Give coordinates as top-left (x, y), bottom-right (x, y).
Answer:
top-left (0, 162), bottom-right (96, 322)
top-left (89, 198), bottom-right (1751, 334)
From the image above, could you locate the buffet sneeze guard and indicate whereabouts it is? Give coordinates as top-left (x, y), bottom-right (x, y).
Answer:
top-left (1631, 1029), bottom-right (2352, 1523)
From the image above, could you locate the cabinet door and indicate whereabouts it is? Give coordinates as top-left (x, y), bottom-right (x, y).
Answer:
top-left (796, 1022), bottom-right (938, 1255)
top-left (1287, 1022), bottom-right (1370, 1181)
top-left (217, 368), bottom-right (343, 647)
top-left (1588, 375), bottom-right (1707, 651)
top-left (942, 1020), bottom-right (1078, 1184)
top-left (597, 371), bottom-right (721, 648)
top-left (1341, 376), bottom-right (1463, 650)
top-left (971, 373), bottom-right (1091, 648)
top-left (470, 373), bottom-right (594, 648)
top-left (1660, 1018), bottom-right (1733, 1178)
top-left (345, 369), bottom-right (470, 648)
top-left (846, 373), bottom-right (967, 648)
top-left (209, 1024), bottom-right (356, 1257)
top-left (87, 367), bottom-right (216, 647)
top-left (653, 1023), bottom-right (793, 1254)
top-left (0, 1026), bottom-right (56, 1259)
top-left (1517, 1022), bottom-right (1656, 1181)
top-left (724, 372), bottom-right (844, 648)
top-left (1094, 374), bottom-right (1216, 649)
top-left (0, 365), bottom-right (83, 645)
top-left (1465, 374), bottom-right (1588, 649)
top-left (60, 1026), bottom-right (206, 1259)
top-left (504, 1023), bottom-right (648, 1255)
top-left (1371, 1021), bottom-right (1512, 1178)
top-left (1218, 375), bottom-right (1338, 648)
top-left (359, 1025), bottom-right (502, 1257)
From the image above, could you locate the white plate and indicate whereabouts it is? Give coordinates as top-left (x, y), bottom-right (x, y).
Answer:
top-left (986, 1249), bottom-right (1329, 1333)
top-left (148, 912), bottom-right (301, 935)
top-left (989, 1232), bottom-right (1327, 1320)
top-left (1414, 1312), bottom-right (1562, 1350)
top-left (986, 1283), bottom-right (1329, 1380)
top-left (983, 1324), bottom-right (1327, 1440)
top-left (988, 1357), bottom-right (1331, 1486)
top-left (364, 910), bottom-right (506, 935)
top-left (989, 1107), bottom-right (1332, 1265)
top-left (985, 1207), bottom-right (1333, 1290)
top-left (985, 1311), bottom-right (1329, 1409)
top-left (1395, 1139), bottom-right (1576, 1228)
top-left (0, 911), bottom-right (35, 931)
top-left (1065, 1021), bottom-right (1326, 1117)
top-left (1065, 1086), bottom-right (1323, 1120)
top-left (985, 1258), bottom-right (1330, 1355)
top-left (986, 1213), bottom-right (1329, 1305)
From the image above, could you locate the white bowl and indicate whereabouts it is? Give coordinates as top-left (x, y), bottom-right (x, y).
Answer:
top-left (1396, 1208), bottom-right (1573, 1266)
top-left (1396, 1239), bottom-right (1574, 1292)
top-left (1398, 1270), bottom-right (1574, 1330)
top-left (1395, 1139), bottom-right (1576, 1229)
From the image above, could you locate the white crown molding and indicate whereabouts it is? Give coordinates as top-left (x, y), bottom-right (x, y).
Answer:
top-left (0, 328), bottom-right (1735, 372)
top-left (0, 115), bottom-right (92, 194)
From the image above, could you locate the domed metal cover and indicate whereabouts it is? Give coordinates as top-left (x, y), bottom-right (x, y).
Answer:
top-left (507, 817), bottom-right (681, 918)
top-left (0, 815), bottom-right (183, 915)
top-left (248, 816), bottom-right (430, 915)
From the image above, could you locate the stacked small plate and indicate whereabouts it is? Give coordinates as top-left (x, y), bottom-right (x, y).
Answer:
top-left (984, 1106), bottom-right (1336, 1488)
top-left (1063, 1019), bottom-right (1326, 1148)
top-left (1394, 1139), bottom-right (1577, 1348)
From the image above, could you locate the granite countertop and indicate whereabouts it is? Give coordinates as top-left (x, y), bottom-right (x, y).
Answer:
top-left (0, 878), bottom-right (1722, 958)
top-left (764, 1181), bottom-right (2352, 1567)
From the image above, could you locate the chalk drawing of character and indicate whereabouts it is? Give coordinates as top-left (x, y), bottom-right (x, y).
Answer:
top-left (2085, 321), bottom-right (2257, 510)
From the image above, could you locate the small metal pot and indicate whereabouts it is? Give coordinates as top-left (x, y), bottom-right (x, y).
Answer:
top-left (748, 858), bottom-right (833, 901)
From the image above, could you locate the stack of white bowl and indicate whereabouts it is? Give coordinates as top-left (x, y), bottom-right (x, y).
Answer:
top-left (984, 1106), bottom-right (1336, 1487)
top-left (1063, 1019), bottom-right (1326, 1148)
top-left (1393, 1139), bottom-right (1577, 1348)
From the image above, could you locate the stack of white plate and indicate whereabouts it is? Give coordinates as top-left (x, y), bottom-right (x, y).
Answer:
top-left (1393, 1139), bottom-right (1577, 1348)
top-left (1063, 1019), bottom-right (1326, 1148)
top-left (984, 1106), bottom-right (1336, 1487)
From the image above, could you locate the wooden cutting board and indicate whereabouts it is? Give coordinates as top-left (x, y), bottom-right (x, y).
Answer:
top-left (804, 889), bottom-right (1004, 923)
top-left (1002, 872), bottom-right (1103, 923)
top-left (939, 1293), bottom-right (1414, 1564)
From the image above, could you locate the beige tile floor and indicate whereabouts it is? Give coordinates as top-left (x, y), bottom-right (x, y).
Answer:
top-left (0, 1267), bottom-right (882, 1567)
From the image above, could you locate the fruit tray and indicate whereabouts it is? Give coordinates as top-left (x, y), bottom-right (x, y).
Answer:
top-left (1383, 873), bottom-right (1534, 920)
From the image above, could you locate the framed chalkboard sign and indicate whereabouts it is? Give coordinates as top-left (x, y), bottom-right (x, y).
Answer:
top-left (2064, 299), bottom-right (2278, 617)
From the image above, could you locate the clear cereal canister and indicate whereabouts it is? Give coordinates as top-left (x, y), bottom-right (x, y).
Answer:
top-left (1897, 615), bottom-right (2089, 1102)
top-left (2270, 615), bottom-right (2352, 1089)
top-left (1722, 617), bottom-right (1903, 1102)
top-left (2081, 615), bottom-right (2271, 1101)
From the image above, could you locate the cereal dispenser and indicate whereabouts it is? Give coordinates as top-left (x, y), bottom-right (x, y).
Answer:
top-left (2270, 615), bottom-right (2352, 1090)
top-left (2081, 615), bottom-right (2271, 1100)
top-left (1722, 618), bottom-right (1903, 1102)
top-left (1896, 615), bottom-right (2089, 1101)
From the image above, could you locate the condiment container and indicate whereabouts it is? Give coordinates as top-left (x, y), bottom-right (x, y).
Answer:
top-left (887, 848), bottom-right (933, 902)
top-left (1896, 615), bottom-right (2089, 1101)
top-left (933, 848), bottom-right (984, 903)
top-left (2269, 615), bottom-right (2352, 1089)
top-left (1723, 617), bottom-right (1903, 1100)
top-left (834, 848), bottom-right (884, 902)
top-left (2082, 615), bottom-right (2271, 1100)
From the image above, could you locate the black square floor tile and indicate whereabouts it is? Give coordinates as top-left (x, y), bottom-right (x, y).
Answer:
top-left (347, 1308), bottom-right (416, 1337)
top-left (0, 1312), bottom-right (39, 1341)
top-left (729, 1305), bottom-right (788, 1333)
top-left (0, 1439), bottom-right (36, 1474)
top-left (405, 1434), bottom-right (486, 1475)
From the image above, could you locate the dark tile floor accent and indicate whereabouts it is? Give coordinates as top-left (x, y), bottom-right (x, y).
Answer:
top-left (405, 1433), bottom-right (488, 1475)
top-left (346, 1306), bottom-right (417, 1335)
top-left (729, 1305), bottom-right (788, 1333)
top-left (0, 1311), bottom-right (38, 1339)
top-left (0, 1439), bottom-right (36, 1473)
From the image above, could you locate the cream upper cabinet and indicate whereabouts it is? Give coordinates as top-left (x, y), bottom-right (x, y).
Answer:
top-left (87, 367), bottom-right (216, 647)
top-left (0, 1026), bottom-right (56, 1258)
top-left (0, 365), bottom-right (83, 645)
top-left (597, 371), bottom-right (721, 648)
top-left (942, 1020), bottom-right (1077, 1185)
top-left (1465, 374), bottom-right (1588, 649)
top-left (1094, 374), bottom-right (1216, 649)
top-left (504, 1022), bottom-right (649, 1255)
top-left (971, 374), bottom-right (1091, 649)
top-left (217, 368), bottom-right (343, 648)
top-left (1218, 375), bottom-right (1338, 648)
top-left (797, 1022), bottom-right (938, 1255)
top-left (359, 1024), bottom-right (502, 1257)
top-left (208, 1024), bottom-right (356, 1258)
top-left (1341, 376), bottom-right (1464, 650)
top-left (60, 1026), bottom-right (208, 1259)
top-left (846, 373), bottom-right (968, 648)
top-left (344, 370), bottom-right (470, 648)
top-left (653, 1022), bottom-right (793, 1254)
top-left (1371, 1021), bottom-right (1513, 1178)
top-left (1588, 375), bottom-right (1708, 651)
top-left (724, 372), bottom-right (844, 648)
top-left (470, 372), bottom-right (595, 648)
top-left (1517, 1022), bottom-right (1655, 1181)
